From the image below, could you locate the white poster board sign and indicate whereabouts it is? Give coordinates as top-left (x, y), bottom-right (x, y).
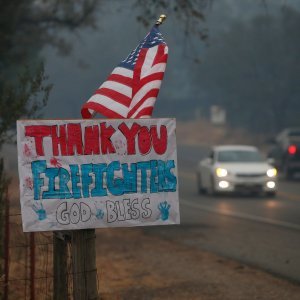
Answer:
top-left (17, 118), bottom-right (179, 232)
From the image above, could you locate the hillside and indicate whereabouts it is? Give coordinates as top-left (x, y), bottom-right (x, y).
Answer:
top-left (176, 119), bottom-right (267, 148)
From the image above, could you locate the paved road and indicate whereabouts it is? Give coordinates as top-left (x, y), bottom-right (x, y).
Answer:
top-left (177, 144), bottom-right (300, 226)
top-left (147, 144), bottom-right (300, 283)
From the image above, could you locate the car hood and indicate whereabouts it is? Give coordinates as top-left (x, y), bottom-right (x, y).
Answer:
top-left (214, 162), bottom-right (272, 174)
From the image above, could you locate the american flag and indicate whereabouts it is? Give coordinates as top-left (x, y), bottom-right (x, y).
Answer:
top-left (81, 25), bottom-right (168, 119)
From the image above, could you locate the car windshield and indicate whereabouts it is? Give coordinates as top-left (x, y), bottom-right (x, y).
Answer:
top-left (217, 150), bottom-right (264, 163)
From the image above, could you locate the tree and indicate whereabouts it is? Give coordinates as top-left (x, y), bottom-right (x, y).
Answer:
top-left (0, 0), bottom-right (99, 146)
top-left (135, 0), bottom-right (211, 41)
top-left (196, 5), bottom-right (300, 133)
top-left (0, 0), bottom-right (98, 276)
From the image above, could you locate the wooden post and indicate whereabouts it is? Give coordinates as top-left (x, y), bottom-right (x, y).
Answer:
top-left (53, 233), bottom-right (68, 300)
top-left (3, 187), bottom-right (9, 300)
top-left (72, 229), bottom-right (98, 300)
top-left (69, 101), bottom-right (98, 300)
top-left (29, 233), bottom-right (35, 300)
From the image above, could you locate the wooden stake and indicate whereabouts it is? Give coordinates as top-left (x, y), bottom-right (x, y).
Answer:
top-left (3, 187), bottom-right (9, 300)
top-left (72, 229), bottom-right (98, 300)
top-left (53, 233), bottom-right (68, 300)
top-left (29, 233), bottom-right (35, 300)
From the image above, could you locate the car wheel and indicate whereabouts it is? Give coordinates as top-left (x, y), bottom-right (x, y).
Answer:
top-left (196, 174), bottom-right (207, 194)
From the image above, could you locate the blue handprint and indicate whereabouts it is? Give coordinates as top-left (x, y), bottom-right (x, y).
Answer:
top-left (32, 202), bottom-right (47, 221)
top-left (96, 209), bottom-right (105, 220)
top-left (158, 201), bottom-right (171, 221)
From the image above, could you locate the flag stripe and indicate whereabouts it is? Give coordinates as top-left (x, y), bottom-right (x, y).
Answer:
top-left (87, 94), bottom-right (128, 117)
top-left (100, 81), bottom-right (132, 98)
top-left (134, 107), bottom-right (154, 119)
top-left (138, 72), bottom-right (164, 88)
top-left (106, 74), bottom-right (133, 87)
top-left (141, 46), bottom-right (158, 78)
top-left (94, 88), bottom-right (132, 107)
top-left (152, 44), bottom-right (167, 66)
top-left (82, 102), bottom-right (124, 119)
top-left (140, 63), bottom-right (166, 80)
top-left (130, 97), bottom-right (156, 118)
top-left (132, 48), bottom-right (147, 96)
top-left (128, 89), bottom-right (159, 118)
top-left (131, 80), bottom-right (162, 108)
top-left (112, 67), bottom-right (133, 78)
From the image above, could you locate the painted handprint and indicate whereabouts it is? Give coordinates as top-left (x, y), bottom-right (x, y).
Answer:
top-left (96, 209), bottom-right (105, 220)
top-left (24, 177), bottom-right (33, 190)
top-left (32, 202), bottom-right (47, 221)
top-left (50, 157), bottom-right (62, 167)
top-left (158, 201), bottom-right (171, 221)
top-left (23, 143), bottom-right (32, 157)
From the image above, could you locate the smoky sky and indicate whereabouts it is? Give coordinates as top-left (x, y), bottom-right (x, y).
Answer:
top-left (42, 0), bottom-right (300, 120)
top-left (3, 0), bottom-right (300, 172)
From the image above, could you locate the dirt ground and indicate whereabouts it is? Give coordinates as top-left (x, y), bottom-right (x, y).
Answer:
top-left (96, 227), bottom-right (300, 300)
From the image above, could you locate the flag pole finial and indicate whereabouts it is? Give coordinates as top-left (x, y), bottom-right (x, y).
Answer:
top-left (155, 14), bottom-right (167, 26)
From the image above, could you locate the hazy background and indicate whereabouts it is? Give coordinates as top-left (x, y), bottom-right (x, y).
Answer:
top-left (2, 0), bottom-right (300, 169)
top-left (42, 0), bottom-right (300, 133)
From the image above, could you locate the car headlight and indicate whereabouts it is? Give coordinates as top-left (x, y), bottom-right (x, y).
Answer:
top-left (216, 168), bottom-right (228, 177)
top-left (267, 168), bottom-right (277, 178)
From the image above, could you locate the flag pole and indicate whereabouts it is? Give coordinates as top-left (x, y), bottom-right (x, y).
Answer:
top-left (155, 14), bottom-right (167, 26)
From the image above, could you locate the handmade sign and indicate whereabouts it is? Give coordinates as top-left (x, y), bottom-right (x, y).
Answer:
top-left (17, 118), bottom-right (179, 232)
